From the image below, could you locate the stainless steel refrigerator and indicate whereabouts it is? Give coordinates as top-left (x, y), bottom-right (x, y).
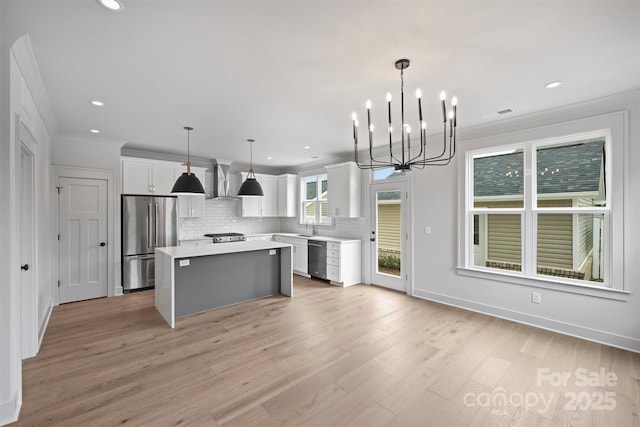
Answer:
top-left (121, 195), bottom-right (177, 292)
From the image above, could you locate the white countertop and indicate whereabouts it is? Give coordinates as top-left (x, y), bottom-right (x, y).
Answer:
top-left (274, 233), bottom-right (361, 243)
top-left (156, 240), bottom-right (292, 259)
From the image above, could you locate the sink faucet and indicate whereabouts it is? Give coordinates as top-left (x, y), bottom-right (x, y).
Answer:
top-left (305, 219), bottom-right (316, 235)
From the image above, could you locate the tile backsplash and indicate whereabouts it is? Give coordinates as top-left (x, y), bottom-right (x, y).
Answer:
top-left (178, 198), bottom-right (282, 239)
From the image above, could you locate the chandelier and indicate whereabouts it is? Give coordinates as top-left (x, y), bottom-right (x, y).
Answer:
top-left (351, 58), bottom-right (458, 171)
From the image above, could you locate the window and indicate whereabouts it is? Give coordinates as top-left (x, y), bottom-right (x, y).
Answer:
top-left (301, 174), bottom-right (331, 225)
top-left (463, 123), bottom-right (624, 293)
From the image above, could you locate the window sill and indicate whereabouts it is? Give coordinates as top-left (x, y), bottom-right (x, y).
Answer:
top-left (456, 266), bottom-right (629, 301)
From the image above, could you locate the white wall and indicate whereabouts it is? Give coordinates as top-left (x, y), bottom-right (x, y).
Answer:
top-left (0, 23), bottom-right (20, 427)
top-left (411, 90), bottom-right (640, 351)
top-left (0, 32), bottom-right (56, 424)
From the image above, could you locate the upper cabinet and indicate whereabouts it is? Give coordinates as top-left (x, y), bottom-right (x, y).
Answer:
top-left (238, 172), bottom-right (277, 217)
top-left (122, 157), bottom-right (178, 195)
top-left (277, 174), bottom-right (297, 217)
top-left (238, 172), bottom-right (296, 218)
top-left (326, 162), bottom-right (361, 218)
top-left (121, 158), bottom-right (208, 215)
top-left (259, 174), bottom-right (278, 217)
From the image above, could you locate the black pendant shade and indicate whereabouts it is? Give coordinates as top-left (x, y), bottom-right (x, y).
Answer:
top-left (172, 171), bottom-right (205, 194)
top-left (237, 139), bottom-right (264, 196)
top-left (237, 172), bottom-right (264, 196)
top-left (171, 126), bottom-right (205, 195)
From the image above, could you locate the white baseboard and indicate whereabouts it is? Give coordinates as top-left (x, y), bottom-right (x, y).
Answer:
top-left (0, 389), bottom-right (21, 427)
top-left (38, 302), bottom-right (53, 351)
top-left (413, 289), bottom-right (640, 353)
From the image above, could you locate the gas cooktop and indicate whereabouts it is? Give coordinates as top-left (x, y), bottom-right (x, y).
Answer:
top-left (204, 232), bottom-right (246, 243)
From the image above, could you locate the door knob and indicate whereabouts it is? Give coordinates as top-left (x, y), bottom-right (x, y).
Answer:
top-left (21, 264), bottom-right (29, 271)
top-left (370, 238), bottom-right (376, 242)
top-left (100, 242), bottom-right (107, 247)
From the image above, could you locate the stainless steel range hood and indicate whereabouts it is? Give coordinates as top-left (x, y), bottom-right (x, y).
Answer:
top-left (211, 160), bottom-right (238, 200)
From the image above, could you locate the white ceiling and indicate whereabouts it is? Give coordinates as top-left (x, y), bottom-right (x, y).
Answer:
top-left (2, 0), bottom-right (639, 168)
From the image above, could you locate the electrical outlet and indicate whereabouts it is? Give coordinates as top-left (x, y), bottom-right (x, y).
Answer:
top-left (531, 291), bottom-right (542, 304)
top-left (424, 226), bottom-right (431, 235)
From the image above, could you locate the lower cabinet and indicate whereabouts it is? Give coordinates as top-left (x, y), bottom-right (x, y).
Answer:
top-left (294, 242), bottom-right (308, 274)
top-left (326, 240), bottom-right (361, 287)
top-left (274, 235), bottom-right (308, 275)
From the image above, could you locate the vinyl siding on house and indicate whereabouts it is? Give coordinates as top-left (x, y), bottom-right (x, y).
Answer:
top-left (487, 214), bottom-right (521, 264)
top-left (377, 203), bottom-right (401, 251)
top-left (484, 200), bottom-right (575, 269)
top-left (537, 213), bottom-right (573, 269)
top-left (576, 198), bottom-right (594, 269)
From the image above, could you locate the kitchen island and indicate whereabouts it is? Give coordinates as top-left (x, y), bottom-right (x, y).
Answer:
top-left (155, 241), bottom-right (293, 328)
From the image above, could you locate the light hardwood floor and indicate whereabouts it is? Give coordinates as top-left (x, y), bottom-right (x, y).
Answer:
top-left (14, 277), bottom-right (640, 426)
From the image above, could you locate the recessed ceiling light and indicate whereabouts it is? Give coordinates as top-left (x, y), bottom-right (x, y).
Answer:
top-left (304, 146), bottom-right (310, 149)
top-left (90, 100), bottom-right (104, 106)
top-left (90, 129), bottom-right (100, 134)
top-left (97, 0), bottom-right (123, 12)
top-left (266, 157), bottom-right (272, 160)
top-left (545, 81), bottom-right (563, 89)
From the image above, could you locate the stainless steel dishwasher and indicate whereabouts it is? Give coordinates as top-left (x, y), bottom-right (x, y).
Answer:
top-left (308, 240), bottom-right (327, 280)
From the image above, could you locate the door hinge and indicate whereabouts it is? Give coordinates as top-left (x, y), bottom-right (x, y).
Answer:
top-left (57, 280), bottom-right (60, 288)
top-left (56, 186), bottom-right (62, 194)
top-left (58, 234), bottom-right (60, 240)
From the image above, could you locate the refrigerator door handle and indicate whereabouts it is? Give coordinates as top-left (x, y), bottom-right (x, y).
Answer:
top-left (147, 203), bottom-right (153, 248)
top-left (155, 203), bottom-right (159, 246)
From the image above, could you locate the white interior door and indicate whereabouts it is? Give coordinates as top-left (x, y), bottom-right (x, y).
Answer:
top-left (370, 180), bottom-right (407, 292)
top-left (19, 126), bottom-right (37, 358)
top-left (58, 177), bottom-right (108, 303)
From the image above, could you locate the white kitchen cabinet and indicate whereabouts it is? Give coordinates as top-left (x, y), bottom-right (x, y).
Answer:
top-left (326, 240), bottom-right (361, 287)
top-left (177, 195), bottom-right (204, 218)
top-left (260, 174), bottom-right (277, 217)
top-left (176, 165), bottom-right (206, 218)
top-left (326, 161), bottom-right (361, 218)
top-left (238, 172), bottom-right (278, 217)
top-left (122, 157), bottom-right (179, 195)
top-left (277, 174), bottom-right (297, 217)
top-left (274, 235), bottom-right (308, 275)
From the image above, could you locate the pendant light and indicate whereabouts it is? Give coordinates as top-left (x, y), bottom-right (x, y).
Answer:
top-left (237, 139), bottom-right (264, 196)
top-left (171, 126), bottom-right (205, 194)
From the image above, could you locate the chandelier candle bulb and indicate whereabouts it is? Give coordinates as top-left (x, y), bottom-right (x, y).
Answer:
top-left (387, 92), bottom-right (392, 127)
top-left (440, 90), bottom-right (447, 123)
top-left (448, 110), bottom-right (454, 134)
top-left (452, 96), bottom-right (458, 127)
top-left (352, 113), bottom-right (358, 140)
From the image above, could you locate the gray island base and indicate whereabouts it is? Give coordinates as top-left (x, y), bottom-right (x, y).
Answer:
top-left (155, 241), bottom-right (293, 328)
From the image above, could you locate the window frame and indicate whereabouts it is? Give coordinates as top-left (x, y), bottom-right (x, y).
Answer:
top-left (458, 111), bottom-right (628, 300)
top-left (299, 173), bottom-right (332, 226)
